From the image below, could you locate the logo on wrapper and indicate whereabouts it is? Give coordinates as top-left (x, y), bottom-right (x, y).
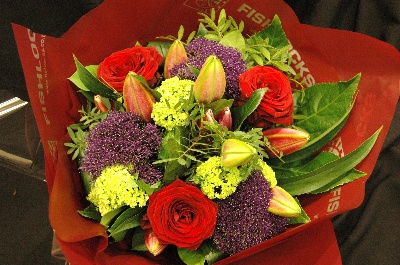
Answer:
top-left (324, 136), bottom-right (345, 158)
top-left (47, 140), bottom-right (58, 162)
top-left (184, 0), bottom-right (230, 13)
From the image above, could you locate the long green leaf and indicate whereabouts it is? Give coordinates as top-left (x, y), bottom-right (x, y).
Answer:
top-left (73, 55), bottom-right (120, 100)
top-left (108, 207), bottom-right (144, 240)
top-left (231, 88), bottom-right (267, 130)
top-left (279, 127), bottom-right (381, 195)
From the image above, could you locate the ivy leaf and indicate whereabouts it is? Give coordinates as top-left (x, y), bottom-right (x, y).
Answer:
top-left (279, 127), bottom-right (381, 195)
top-left (231, 88), bottom-right (267, 130)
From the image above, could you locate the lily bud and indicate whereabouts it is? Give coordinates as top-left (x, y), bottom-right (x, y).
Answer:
top-left (164, 39), bottom-right (187, 79)
top-left (94, 95), bottom-right (108, 112)
top-left (268, 186), bottom-right (301, 217)
top-left (197, 109), bottom-right (215, 130)
top-left (193, 55), bottom-right (226, 104)
top-left (215, 107), bottom-right (232, 131)
top-left (123, 71), bottom-right (156, 122)
top-left (221, 139), bottom-right (257, 167)
top-left (263, 127), bottom-right (310, 157)
top-left (144, 229), bottom-right (168, 256)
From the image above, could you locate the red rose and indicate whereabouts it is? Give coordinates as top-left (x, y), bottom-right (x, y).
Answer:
top-left (97, 46), bottom-right (163, 92)
top-left (147, 179), bottom-right (218, 250)
top-left (239, 66), bottom-right (294, 128)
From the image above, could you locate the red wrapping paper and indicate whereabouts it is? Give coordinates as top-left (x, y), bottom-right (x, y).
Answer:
top-left (12, 0), bottom-right (399, 264)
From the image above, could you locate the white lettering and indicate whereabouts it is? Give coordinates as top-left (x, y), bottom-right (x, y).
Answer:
top-left (327, 187), bottom-right (341, 213)
top-left (28, 29), bottom-right (50, 125)
top-left (237, 4), bottom-right (271, 27)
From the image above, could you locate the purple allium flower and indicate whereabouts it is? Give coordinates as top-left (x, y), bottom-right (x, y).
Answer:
top-left (80, 111), bottom-right (162, 183)
top-left (212, 170), bottom-right (289, 256)
top-left (170, 38), bottom-right (247, 99)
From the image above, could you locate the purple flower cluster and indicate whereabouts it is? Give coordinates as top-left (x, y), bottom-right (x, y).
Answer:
top-left (80, 111), bottom-right (162, 184)
top-left (170, 38), bottom-right (247, 99)
top-left (212, 170), bottom-right (289, 256)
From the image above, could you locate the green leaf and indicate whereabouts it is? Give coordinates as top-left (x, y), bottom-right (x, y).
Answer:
top-left (178, 25), bottom-right (184, 40)
top-left (147, 41), bottom-right (171, 59)
top-left (310, 168), bottom-right (366, 194)
top-left (100, 207), bottom-right (127, 227)
top-left (250, 15), bottom-right (289, 49)
top-left (201, 240), bottom-right (226, 264)
top-left (232, 88), bottom-right (267, 130)
top-left (178, 247), bottom-right (206, 265)
top-left (73, 55), bottom-right (120, 100)
top-left (269, 112), bottom-right (349, 165)
top-left (296, 74), bottom-right (361, 144)
top-left (274, 152), bottom-right (340, 178)
top-left (205, 99), bottom-right (233, 114)
top-left (279, 127), bottom-right (381, 195)
top-left (78, 204), bottom-right (101, 221)
top-left (219, 30), bottom-right (246, 51)
top-left (108, 207), bottom-right (144, 241)
top-left (131, 228), bottom-right (148, 251)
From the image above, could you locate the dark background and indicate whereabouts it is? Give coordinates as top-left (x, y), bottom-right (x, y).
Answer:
top-left (0, 0), bottom-right (399, 264)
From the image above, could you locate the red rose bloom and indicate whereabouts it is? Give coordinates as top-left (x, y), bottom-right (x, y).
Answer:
top-left (147, 179), bottom-right (218, 250)
top-left (239, 66), bottom-right (294, 128)
top-left (97, 46), bottom-right (163, 92)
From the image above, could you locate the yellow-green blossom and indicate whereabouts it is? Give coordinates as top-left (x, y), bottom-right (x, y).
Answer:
top-left (87, 164), bottom-right (149, 216)
top-left (257, 159), bottom-right (277, 188)
top-left (151, 77), bottom-right (194, 130)
top-left (193, 156), bottom-right (242, 199)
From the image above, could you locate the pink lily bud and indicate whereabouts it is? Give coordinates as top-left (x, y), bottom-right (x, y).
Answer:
top-left (263, 127), bottom-right (310, 157)
top-left (94, 95), bottom-right (108, 112)
top-left (193, 55), bottom-right (226, 104)
top-left (123, 71), bottom-right (156, 122)
top-left (144, 229), bottom-right (168, 256)
top-left (268, 186), bottom-right (301, 217)
top-left (164, 39), bottom-right (187, 79)
top-left (221, 139), bottom-right (257, 167)
top-left (215, 107), bottom-right (232, 131)
top-left (197, 109), bottom-right (215, 130)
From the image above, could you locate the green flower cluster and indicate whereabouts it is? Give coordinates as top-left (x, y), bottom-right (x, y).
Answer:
top-left (256, 158), bottom-right (277, 188)
top-left (87, 164), bottom-right (149, 215)
top-left (151, 77), bottom-right (194, 130)
top-left (193, 156), bottom-right (243, 199)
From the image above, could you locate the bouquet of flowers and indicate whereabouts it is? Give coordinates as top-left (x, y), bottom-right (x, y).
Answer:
top-left (63, 8), bottom-right (381, 264)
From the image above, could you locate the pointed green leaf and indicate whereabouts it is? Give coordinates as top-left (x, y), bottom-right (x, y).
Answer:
top-left (279, 127), bottom-right (381, 195)
top-left (73, 55), bottom-right (120, 100)
top-left (232, 88), bottom-right (267, 130)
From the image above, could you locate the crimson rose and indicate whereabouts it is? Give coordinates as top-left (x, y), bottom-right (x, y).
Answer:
top-left (239, 66), bottom-right (294, 128)
top-left (147, 179), bottom-right (218, 250)
top-left (97, 46), bottom-right (163, 92)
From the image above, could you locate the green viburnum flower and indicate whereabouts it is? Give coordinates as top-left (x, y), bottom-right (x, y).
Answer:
top-left (193, 156), bottom-right (243, 199)
top-left (87, 164), bottom-right (149, 216)
top-left (256, 158), bottom-right (277, 188)
top-left (151, 77), bottom-right (194, 130)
